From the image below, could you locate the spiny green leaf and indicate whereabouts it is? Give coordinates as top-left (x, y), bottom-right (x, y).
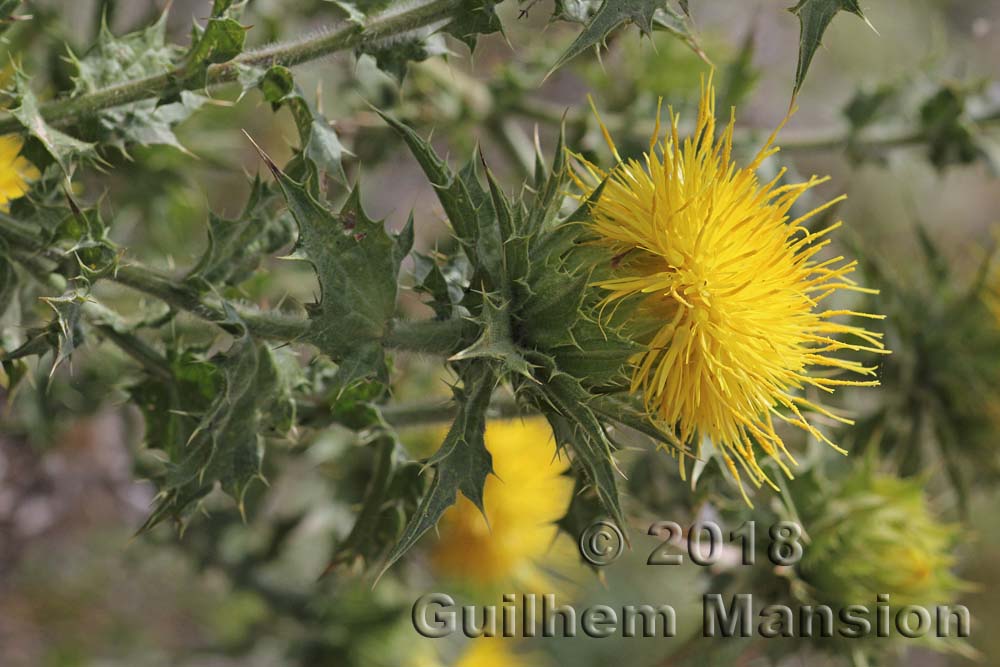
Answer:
top-left (518, 271), bottom-right (588, 349)
top-left (187, 175), bottom-right (295, 288)
top-left (61, 198), bottom-right (119, 278)
top-left (481, 159), bottom-right (514, 290)
top-left (377, 109), bottom-right (477, 244)
top-left (187, 17), bottom-right (247, 70)
top-left (412, 251), bottom-right (463, 320)
top-left (380, 362), bottom-right (497, 576)
top-left (141, 316), bottom-right (288, 530)
top-left (590, 394), bottom-right (686, 453)
top-left (68, 12), bottom-right (205, 153)
top-left (131, 345), bottom-right (220, 462)
top-left (260, 66), bottom-right (350, 182)
top-left (259, 151), bottom-right (411, 387)
top-left (71, 11), bottom-right (179, 92)
top-left (533, 369), bottom-right (627, 531)
top-left (113, 92), bottom-right (208, 154)
top-left (548, 0), bottom-right (675, 76)
top-left (319, 371), bottom-right (386, 431)
top-left (456, 154), bottom-right (509, 293)
top-left (451, 293), bottom-right (533, 380)
top-left (549, 325), bottom-right (638, 386)
top-left (258, 65), bottom-right (295, 105)
top-left (526, 126), bottom-right (567, 235)
top-left (35, 290), bottom-right (87, 373)
top-left (160, 16), bottom-right (247, 100)
top-left (445, 0), bottom-right (504, 50)
top-left (789, 0), bottom-right (874, 95)
top-left (326, 436), bottom-right (403, 572)
top-left (11, 77), bottom-right (96, 172)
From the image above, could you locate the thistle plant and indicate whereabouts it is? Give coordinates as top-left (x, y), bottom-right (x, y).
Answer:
top-left (0, 2), bottom-right (997, 667)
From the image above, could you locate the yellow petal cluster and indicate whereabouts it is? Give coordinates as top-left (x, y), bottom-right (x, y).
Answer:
top-left (571, 76), bottom-right (888, 497)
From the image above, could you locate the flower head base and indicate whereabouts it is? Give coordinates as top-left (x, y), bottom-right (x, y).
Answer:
top-left (0, 135), bottom-right (39, 212)
top-left (429, 418), bottom-right (574, 591)
top-left (571, 76), bottom-right (888, 498)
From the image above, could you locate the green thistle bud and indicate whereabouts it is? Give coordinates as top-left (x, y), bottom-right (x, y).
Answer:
top-left (786, 466), bottom-right (971, 659)
top-left (796, 470), bottom-right (963, 608)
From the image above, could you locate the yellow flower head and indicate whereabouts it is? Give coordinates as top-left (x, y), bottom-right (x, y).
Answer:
top-left (430, 418), bottom-right (574, 590)
top-left (0, 134), bottom-right (39, 211)
top-left (571, 75), bottom-right (888, 498)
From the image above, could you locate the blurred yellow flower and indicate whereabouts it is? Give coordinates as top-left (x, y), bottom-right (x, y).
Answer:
top-left (571, 75), bottom-right (888, 499)
top-left (0, 134), bottom-right (39, 211)
top-left (406, 636), bottom-right (542, 667)
top-left (430, 417), bottom-right (574, 591)
top-left (456, 637), bottom-right (533, 667)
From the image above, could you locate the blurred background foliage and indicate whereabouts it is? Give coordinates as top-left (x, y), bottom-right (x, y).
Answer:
top-left (1, 1), bottom-right (999, 666)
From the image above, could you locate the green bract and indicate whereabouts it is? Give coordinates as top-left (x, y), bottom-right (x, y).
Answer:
top-left (372, 112), bottom-right (683, 571)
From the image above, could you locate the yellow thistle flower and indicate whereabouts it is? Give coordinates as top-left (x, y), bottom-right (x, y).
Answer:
top-left (430, 417), bottom-right (575, 591)
top-left (570, 75), bottom-right (888, 498)
top-left (0, 134), bottom-right (39, 211)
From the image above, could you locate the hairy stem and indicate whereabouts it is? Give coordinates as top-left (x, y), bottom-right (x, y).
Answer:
top-left (1, 219), bottom-right (470, 357)
top-left (383, 318), bottom-right (472, 356)
top-left (0, 0), bottom-right (465, 134)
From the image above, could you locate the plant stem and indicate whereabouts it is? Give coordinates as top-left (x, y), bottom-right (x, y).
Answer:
top-left (0, 0), bottom-right (465, 135)
top-left (1, 219), bottom-right (469, 357)
top-left (2, 245), bottom-right (173, 379)
top-left (510, 96), bottom-right (1000, 154)
top-left (383, 318), bottom-right (472, 356)
top-left (82, 301), bottom-right (175, 381)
